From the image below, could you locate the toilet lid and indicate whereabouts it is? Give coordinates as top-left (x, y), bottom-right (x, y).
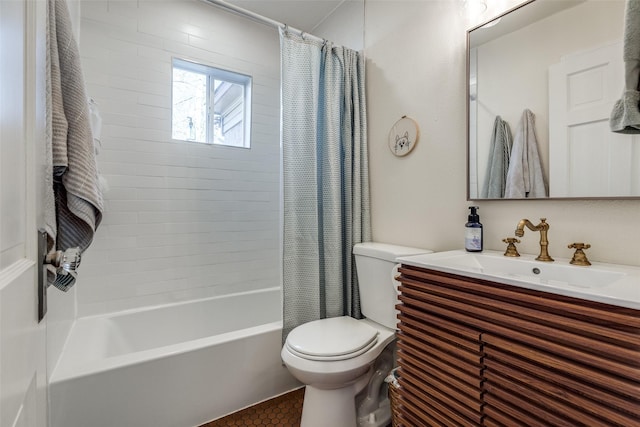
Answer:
top-left (285, 316), bottom-right (379, 361)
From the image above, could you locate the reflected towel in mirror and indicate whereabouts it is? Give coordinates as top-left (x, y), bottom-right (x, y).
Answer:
top-left (505, 109), bottom-right (548, 198)
top-left (481, 116), bottom-right (512, 198)
top-left (610, 0), bottom-right (640, 134)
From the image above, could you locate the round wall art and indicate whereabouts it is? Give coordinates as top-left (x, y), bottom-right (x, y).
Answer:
top-left (388, 116), bottom-right (419, 157)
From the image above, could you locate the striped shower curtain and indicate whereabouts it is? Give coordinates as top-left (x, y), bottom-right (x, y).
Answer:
top-left (280, 29), bottom-right (371, 341)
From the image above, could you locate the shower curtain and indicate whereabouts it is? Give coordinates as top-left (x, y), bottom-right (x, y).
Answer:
top-left (280, 29), bottom-right (371, 341)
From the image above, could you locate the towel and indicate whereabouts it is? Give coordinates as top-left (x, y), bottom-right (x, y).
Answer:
top-left (481, 116), bottom-right (512, 198)
top-left (46, 0), bottom-right (103, 287)
top-left (610, 0), bottom-right (640, 133)
top-left (504, 109), bottom-right (548, 198)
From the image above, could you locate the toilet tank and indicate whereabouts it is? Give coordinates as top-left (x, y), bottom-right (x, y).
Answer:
top-left (353, 242), bottom-right (432, 330)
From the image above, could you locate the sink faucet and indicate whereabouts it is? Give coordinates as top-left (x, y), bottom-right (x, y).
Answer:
top-left (515, 218), bottom-right (554, 262)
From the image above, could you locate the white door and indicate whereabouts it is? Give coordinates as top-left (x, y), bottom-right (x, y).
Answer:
top-left (549, 41), bottom-right (640, 197)
top-left (0, 0), bottom-right (48, 426)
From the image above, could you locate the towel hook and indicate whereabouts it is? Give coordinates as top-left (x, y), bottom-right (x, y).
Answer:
top-left (38, 230), bottom-right (82, 321)
top-left (45, 246), bottom-right (82, 292)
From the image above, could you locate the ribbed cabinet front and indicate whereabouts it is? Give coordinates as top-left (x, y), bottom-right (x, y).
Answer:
top-left (395, 265), bottom-right (640, 427)
top-left (396, 273), bottom-right (484, 426)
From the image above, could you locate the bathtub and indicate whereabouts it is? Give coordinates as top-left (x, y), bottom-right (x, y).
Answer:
top-left (49, 288), bottom-right (300, 427)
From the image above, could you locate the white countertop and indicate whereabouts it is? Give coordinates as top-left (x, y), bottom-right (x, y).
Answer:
top-left (396, 250), bottom-right (640, 310)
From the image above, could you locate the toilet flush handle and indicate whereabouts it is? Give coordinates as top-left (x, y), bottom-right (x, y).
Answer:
top-left (392, 263), bottom-right (402, 295)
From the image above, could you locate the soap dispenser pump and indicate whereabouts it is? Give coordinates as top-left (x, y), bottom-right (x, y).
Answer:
top-left (465, 206), bottom-right (483, 252)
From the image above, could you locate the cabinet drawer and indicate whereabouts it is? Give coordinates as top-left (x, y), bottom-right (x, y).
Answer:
top-left (483, 404), bottom-right (531, 427)
top-left (399, 350), bottom-right (483, 401)
top-left (484, 389), bottom-right (578, 427)
top-left (398, 376), bottom-right (482, 426)
top-left (484, 343), bottom-right (638, 418)
top-left (483, 333), bottom-right (640, 402)
top-left (399, 266), bottom-right (640, 331)
top-left (397, 309), bottom-right (482, 352)
top-left (483, 334), bottom-right (640, 427)
top-left (398, 344), bottom-right (482, 389)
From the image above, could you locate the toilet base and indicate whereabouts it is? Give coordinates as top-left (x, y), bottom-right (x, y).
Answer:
top-left (300, 370), bottom-right (372, 427)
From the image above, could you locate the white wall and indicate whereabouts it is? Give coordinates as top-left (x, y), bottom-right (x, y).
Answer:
top-left (78, 0), bottom-right (281, 315)
top-left (366, 0), bottom-right (468, 252)
top-left (314, 0), bottom-right (364, 51)
top-left (365, 0), bottom-right (640, 268)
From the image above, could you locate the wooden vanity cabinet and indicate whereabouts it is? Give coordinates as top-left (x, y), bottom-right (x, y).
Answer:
top-left (395, 264), bottom-right (640, 427)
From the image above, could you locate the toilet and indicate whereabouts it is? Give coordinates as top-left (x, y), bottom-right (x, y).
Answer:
top-left (281, 242), bottom-right (432, 427)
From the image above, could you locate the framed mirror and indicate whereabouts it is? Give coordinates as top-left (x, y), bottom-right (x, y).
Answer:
top-left (467, 0), bottom-right (639, 200)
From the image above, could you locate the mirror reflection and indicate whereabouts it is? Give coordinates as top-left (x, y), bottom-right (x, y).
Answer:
top-left (468, 0), bottom-right (640, 200)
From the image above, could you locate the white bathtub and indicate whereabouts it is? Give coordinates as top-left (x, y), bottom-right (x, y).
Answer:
top-left (49, 288), bottom-right (300, 427)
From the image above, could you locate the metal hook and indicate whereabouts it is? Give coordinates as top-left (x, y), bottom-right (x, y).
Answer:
top-left (45, 247), bottom-right (82, 292)
top-left (37, 231), bottom-right (82, 321)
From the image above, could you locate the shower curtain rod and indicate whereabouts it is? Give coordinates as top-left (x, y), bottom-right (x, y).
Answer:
top-left (203, 0), bottom-right (325, 43)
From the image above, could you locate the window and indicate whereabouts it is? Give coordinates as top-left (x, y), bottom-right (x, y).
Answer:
top-left (172, 58), bottom-right (251, 148)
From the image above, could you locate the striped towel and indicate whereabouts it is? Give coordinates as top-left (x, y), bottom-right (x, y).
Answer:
top-left (481, 116), bottom-right (512, 198)
top-left (504, 109), bottom-right (547, 198)
top-left (46, 0), bottom-right (103, 287)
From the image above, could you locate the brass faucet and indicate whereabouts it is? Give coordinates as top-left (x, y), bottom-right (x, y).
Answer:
top-left (515, 218), bottom-right (554, 262)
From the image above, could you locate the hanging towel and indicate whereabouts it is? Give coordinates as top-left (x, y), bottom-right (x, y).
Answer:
top-left (46, 0), bottom-right (103, 284)
top-left (481, 116), bottom-right (512, 198)
top-left (505, 109), bottom-right (548, 198)
top-left (610, 0), bottom-right (640, 133)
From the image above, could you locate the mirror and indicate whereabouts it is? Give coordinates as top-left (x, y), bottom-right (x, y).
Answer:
top-left (467, 0), bottom-right (640, 200)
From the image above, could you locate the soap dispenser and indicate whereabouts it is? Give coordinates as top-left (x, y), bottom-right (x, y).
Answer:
top-left (465, 206), bottom-right (483, 252)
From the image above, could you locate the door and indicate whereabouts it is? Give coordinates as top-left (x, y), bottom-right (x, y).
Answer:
top-left (0, 0), bottom-right (48, 426)
top-left (549, 41), bottom-right (640, 197)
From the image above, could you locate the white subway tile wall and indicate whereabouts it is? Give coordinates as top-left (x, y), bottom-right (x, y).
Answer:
top-left (78, 0), bottom-right (281, 315)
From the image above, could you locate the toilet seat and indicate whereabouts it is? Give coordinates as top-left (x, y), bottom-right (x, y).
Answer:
top-left (285, 316), bottom-right (379, 361)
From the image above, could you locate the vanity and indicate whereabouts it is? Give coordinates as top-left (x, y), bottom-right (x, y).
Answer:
top-left (418, 0), bottom-right (640, 422)
top-left (393, 251), bottom-right (640, 426)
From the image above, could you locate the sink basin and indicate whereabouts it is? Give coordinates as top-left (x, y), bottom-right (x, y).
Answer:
top-left (396, 250), bottom-right (640, 310)
top-left (417, 251), bottom-right (623, 289)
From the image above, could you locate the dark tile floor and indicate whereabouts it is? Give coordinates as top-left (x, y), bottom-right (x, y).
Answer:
top-left (200, 388), bottom-right (304, 427)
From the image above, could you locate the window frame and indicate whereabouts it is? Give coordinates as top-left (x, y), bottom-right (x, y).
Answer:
top-left (171, 57), bottom-right (252, 148)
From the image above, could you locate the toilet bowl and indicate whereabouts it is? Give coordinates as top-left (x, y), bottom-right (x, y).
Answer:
top-left (281, 317), bottom-right (395, 427)
top-left (281, 242), bottom-right (432, 427)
